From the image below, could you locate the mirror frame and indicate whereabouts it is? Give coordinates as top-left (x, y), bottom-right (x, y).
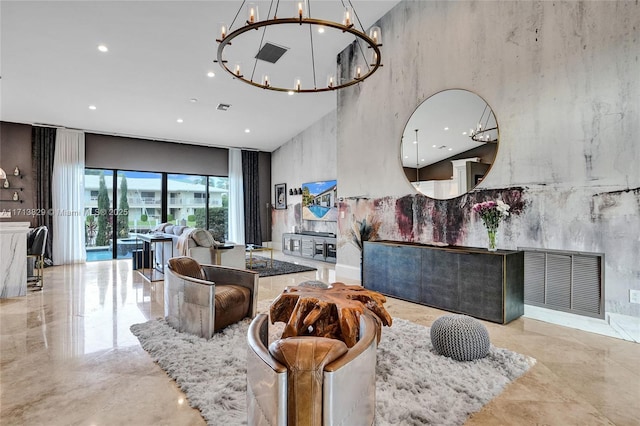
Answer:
top-left (400, 89), bottom-right (500, 199)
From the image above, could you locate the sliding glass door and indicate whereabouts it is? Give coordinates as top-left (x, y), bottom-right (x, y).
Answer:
top-left (167, 174), bottom-right (207, 227)
top-left (208, 176), bottom-right (229, 242)
top-left (85, 169), bottom-right (162, 261)
top-left (85, 169), bottom-right (230, 261)
top-left (84, 169), bottom-right (114, 261)
top-left (115, 171), bottom-right (162, 259)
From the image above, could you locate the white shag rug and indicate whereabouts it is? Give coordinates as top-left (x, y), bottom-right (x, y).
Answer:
top-left (130, 317), bottom-right (535, 425)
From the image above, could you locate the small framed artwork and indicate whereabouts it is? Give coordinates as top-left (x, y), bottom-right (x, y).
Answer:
top-left (275, 183), bottom-right (287, 209)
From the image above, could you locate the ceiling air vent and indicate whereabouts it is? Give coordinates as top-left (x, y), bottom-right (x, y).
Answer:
top-left (255, 42), bottom-right (289, 64)
top-left (217, 103), bottom-right (231, 111)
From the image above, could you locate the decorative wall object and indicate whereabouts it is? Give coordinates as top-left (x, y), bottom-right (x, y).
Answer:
top-left (301, 180), bottom-right (338, 221)
top-left (275, 183), bottom-right (287, 210)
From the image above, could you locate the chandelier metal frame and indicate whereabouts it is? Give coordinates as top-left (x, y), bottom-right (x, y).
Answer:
top-left (215, 1), bottom-right (382, 93)
top-left (469, 103), bottom-right (498, 143)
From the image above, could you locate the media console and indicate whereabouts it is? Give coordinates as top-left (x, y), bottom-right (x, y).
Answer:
top-left (362, 240), bottom-right (524, 324)
top-left (282, 232), bottom-right (336, 263)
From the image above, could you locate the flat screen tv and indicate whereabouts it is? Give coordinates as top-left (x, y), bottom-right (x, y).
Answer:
top-left (301, 180), bottom-right (338, 221)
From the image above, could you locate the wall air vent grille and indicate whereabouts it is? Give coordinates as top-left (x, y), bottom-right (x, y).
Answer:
top-left (255, 42), bottom-right (289, 64)
top-left (522, 248), bottom-right (604, 319)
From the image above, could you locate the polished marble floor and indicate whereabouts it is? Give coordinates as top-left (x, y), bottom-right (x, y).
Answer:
top-left (1, 254), bottom-right (639, 425)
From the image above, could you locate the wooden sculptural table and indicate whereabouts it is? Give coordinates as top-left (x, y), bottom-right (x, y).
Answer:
top-left (269, 282), bottom-right (392, 348)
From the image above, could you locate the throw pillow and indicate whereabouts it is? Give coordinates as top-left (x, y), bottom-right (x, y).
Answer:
top-left (173, 225), bottom-right (188, 236)
top-left (153, 222), bottom-right (169, 232)
top-left (168, 256), bottom-right (205, 280)
top-left (191, 229), bottom-right (215, 248)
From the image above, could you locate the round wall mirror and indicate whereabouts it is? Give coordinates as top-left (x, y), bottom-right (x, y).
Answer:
top-left (401, 89), bottom-right (499, 199)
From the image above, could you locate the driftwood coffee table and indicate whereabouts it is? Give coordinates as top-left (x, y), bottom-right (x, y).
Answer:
top-left (269, 282), bottom-right (392, 347)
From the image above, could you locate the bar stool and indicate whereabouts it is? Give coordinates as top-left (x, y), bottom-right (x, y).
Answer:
top-left (27, 226), bottom-right (48, 289)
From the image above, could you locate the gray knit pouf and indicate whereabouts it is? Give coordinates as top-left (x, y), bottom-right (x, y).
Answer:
top-left (430, 314), bottom-right (490, 361)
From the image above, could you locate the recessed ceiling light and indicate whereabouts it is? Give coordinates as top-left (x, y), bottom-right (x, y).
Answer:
top-left (207, 71), bottom-right (215, 78)
top-left (404, 155), bottom-right (408, 159)
top-left (432, 144), bottom-right (437, 148)
top-left (421, 158), bottom-right (425, 162)
top-left (462, 131), bottom-right (467, 135)
top-left (88, 105), bottom-right (97, 110)
top-left (177, 118), bottom-right (184, 123)
top-left (444, 127), bottom-right (449, 131)
top-left (97, 44), bottom-right (108, 53)
top-left (244, 128), bottom-right (251, 133)
top-left (448, 148), bottom-right (453, 151)
top-left (189, 98), bottom-right (198, 103)
top-left (412, 140), bottom-right (418, 144)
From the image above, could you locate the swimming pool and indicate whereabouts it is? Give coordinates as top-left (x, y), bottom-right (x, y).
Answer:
top-left (307, 205), bottom-right (331, 219)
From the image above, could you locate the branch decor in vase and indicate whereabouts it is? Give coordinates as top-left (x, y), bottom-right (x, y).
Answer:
top-left (472, 199), bottom-right (510, 251)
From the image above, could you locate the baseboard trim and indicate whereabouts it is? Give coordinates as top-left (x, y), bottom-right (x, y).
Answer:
top-left (524, 305), bottom-right (637, 342)
top-left (335, 263), bottom-right (361, 283)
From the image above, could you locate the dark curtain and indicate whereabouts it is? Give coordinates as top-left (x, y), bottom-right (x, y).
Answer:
top-left (242, 150), bottom-right (262, 245)
top-left (32, 127), bottom-right (56, 265)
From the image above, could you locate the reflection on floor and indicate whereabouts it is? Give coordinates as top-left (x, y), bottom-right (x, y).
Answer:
top-left (1, 252), bottom-right (638, 425)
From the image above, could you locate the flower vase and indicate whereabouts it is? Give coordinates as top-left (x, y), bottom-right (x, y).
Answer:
top-left (486, 228), bottom-right (497, 251)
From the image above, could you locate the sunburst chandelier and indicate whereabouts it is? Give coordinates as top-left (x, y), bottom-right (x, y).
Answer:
top-left (215, 0), bottom-right (383, 93)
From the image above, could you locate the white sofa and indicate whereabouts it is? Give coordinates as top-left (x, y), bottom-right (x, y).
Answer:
top-left (148, 224), bottom-right (246, 269)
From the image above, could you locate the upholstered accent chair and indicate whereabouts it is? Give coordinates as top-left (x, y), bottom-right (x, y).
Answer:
top-left (247, 312), bottom-right (378, 426)
top-left (164, 256), bottom-right (259, 339)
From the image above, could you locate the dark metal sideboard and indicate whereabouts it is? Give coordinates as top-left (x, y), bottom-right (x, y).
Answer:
top-left (362, 240), bottom-right (524, 324)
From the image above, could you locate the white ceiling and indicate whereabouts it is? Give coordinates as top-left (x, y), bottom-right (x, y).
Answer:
top-left (0, 0), bottom-right (399, 152)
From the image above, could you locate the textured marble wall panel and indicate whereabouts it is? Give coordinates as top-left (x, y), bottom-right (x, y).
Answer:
top-left (271, 111), bottom-right (338, 249)
top-left (333, 1), bottom-right (640, 319)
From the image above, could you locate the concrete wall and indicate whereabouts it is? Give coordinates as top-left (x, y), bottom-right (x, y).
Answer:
top-left (329, 0), bottom-right (639, 326)
top-left (271, 110), bottom-right (337, 250)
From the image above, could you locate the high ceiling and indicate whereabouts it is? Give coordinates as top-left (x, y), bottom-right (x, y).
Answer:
top-left (0, 0), bottom-right (400, 152)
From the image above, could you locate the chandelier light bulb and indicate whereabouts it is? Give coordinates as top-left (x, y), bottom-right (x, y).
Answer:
top-left (343, 8), bottom-right (352, 26)
top-left (355, 66), bottom-right (362, 79)
top-left (247, 3), bottom-right (258, 24)
top-left (235, 64), bottom-right (242, 76)
top-left (327, 75), bottom-right (334, 88)
top-left (369, 26), bottom-right (382, 45)
top-left (263, 75), bottom-right (270, 87)
top-left (298, 2), bottom-right (304, 18)
top-left (220, 25), bottom-right (226, 39)
top-left (295, 78), bottom-right (302, 91)
top-left (14, 166), bottom-right (20, 176)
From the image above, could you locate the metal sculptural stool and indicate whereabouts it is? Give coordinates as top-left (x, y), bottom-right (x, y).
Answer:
top-left (430, 314), bottom-right (491, 361)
